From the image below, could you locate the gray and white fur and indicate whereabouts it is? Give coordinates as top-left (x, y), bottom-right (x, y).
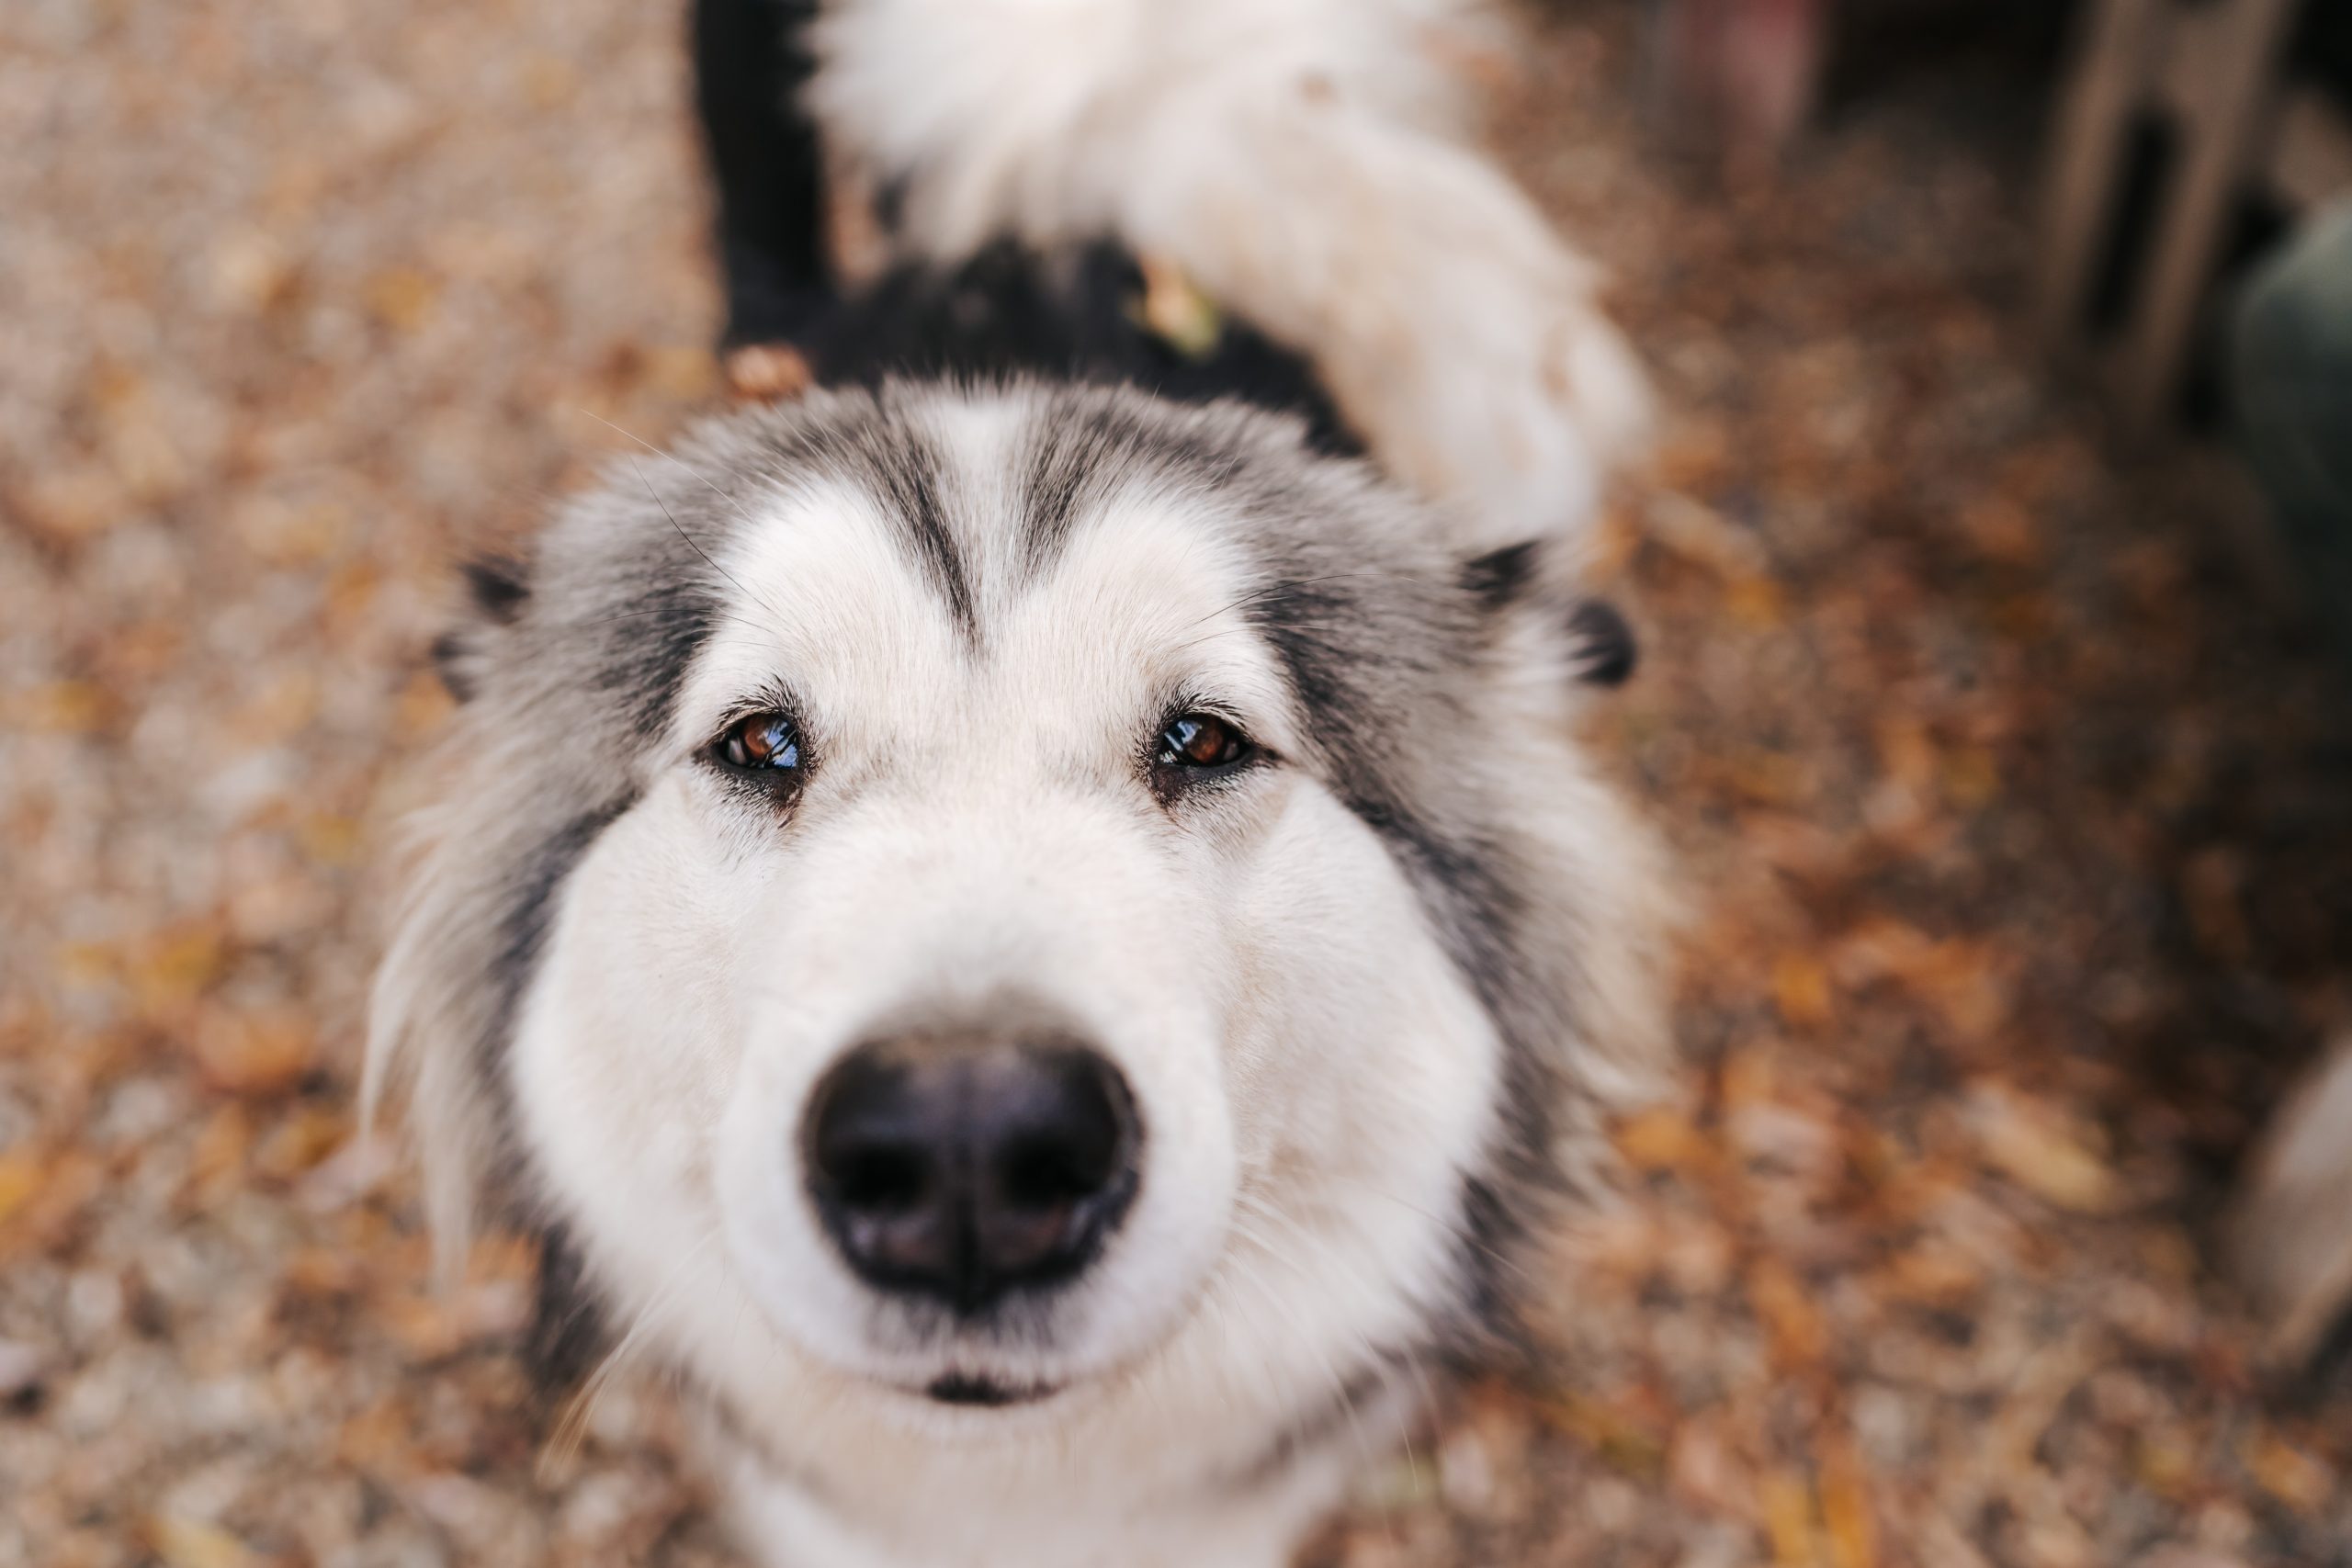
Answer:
top-left (369, 379), bottom-right (1671, 1568)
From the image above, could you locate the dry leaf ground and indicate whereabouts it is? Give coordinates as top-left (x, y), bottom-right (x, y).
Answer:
top-left (6, 2), bottom-right (2351, 1564)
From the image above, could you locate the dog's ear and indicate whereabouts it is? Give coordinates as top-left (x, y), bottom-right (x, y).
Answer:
top-left (1562, 597), bottom-right (1637, 688)
top-left (1459, 540), bottom-right (1637, 690)
top-left (430, 555), bottom-right (530, 703)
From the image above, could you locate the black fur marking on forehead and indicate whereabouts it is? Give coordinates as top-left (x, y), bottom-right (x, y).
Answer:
top-left (1016, 399), bottom-right (1238, 577)
top-left (837, 416), bottom-right (975, 639)
top-left (1020, 401), bottom-right (1119, 572)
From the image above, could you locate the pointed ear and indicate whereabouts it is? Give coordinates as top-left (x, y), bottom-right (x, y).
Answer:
top-left (1563, 597), bottom-right (1636, 687)
top-left (1458, 539), bottom-right (1544, 615)
top-left (430, 555), bottom-right (530, 703)
top-left (1459, 540), bottom-right (1638, 689)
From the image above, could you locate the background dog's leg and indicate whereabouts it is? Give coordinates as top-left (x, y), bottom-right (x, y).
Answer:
top-left (694, 0), bottom-right (830, 394)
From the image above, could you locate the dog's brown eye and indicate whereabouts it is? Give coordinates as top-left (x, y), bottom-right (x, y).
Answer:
top-left (1158, 713), bottom-right (1250, 772)
top-left (716, 711), bottom-right (801, 772)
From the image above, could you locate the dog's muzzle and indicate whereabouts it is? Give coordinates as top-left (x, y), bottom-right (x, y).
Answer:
top-left (800, 1031), bottom-right (1142, 1317)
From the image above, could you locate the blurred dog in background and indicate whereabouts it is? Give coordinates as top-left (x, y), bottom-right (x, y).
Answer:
top-left (700, 0), bottom-right (1654, 550)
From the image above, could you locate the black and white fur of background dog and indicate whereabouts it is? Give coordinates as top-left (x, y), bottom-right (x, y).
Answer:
top-left (702, 0), bottom-right (1654, 549)
top-left (368, 2), bottom-right (1673, 1564)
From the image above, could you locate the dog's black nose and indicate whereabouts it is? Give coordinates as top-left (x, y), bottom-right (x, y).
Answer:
top-left (802, 1038), bottom-right (1140, 1314)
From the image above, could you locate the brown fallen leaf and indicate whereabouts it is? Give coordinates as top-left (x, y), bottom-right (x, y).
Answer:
top-left (254, 1104), bottom-right (349, 1180)
top-left (0, 1149), bottom-right (104, 1259)
top-left (725, 343), bottom-right (813, 403)
top-left (5, 681), bottom-right (116, 736)
top-left (1747, 1255), bottom-right (1827, 1371)
top-left (1772, 953), bottom-right (1836, 1029)
top-left (363, 265), bottom-right (437, 333)
top-left (1669, 1414), bottom-right (1761, 1524)
top-left (1614, 1103), bottom-right (1713, 1173)
top-left (10, 465), bottom-right (130, 546)
top-left (280, 1244), bottom-right (368, 1299)
top-left (184, 1101), bottom-right (256, 1209)
top-left (1966, 1084), bottom-right (2119, 1214)
top-left (126, 923), bottom-right (231, 1020)
top-left (1816, 1428), bottom-right (1880, 1568)
top-left (1877, 1242), bottom-right (1983, 1309)
top-left (188, 1008), bottom-right (318, 1098)
top-left (2245, 1428), bottom-right (2335, 1516)
top-left (1535, 1389), bottom-right (1669, 1478)
top-left (1726, 574), bottom-right (1787, 628)
top-left (0, 1155), bottom-right (40, 1226)
top-left (375, 1278), bottom-right (531, 1361)
top-left (1759, 1466), bottom-right (1820, 1568)
top-left (141, 1516), bottom-right (262, 1568)
top-left (336, 1396), bottom-right (427, 1483)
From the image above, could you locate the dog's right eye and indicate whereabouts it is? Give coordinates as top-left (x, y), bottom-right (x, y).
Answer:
top-left (1159, 713), bottom-right (1250, 771)
top-left (713, 710), bottom-right (802, 773)
top-left (1148, 711), bottom-right (1260, 802)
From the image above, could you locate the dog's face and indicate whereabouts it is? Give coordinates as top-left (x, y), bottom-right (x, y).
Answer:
top-left (375, 384), bottom-right (1663, 1451)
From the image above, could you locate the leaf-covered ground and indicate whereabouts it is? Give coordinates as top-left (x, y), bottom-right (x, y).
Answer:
top-left (6, 1), bottom-right (2351, 1564)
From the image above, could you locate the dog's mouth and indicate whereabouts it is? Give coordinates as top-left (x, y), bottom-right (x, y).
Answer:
top-left (922, 1371), bottom-right (1060, 1408)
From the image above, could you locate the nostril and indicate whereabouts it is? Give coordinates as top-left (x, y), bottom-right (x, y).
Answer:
top-left (826, 1143), bottom-right (932, 1213)
top-left (1000, 1134), bottom-right (1107, 1208)
top-left (992, 1052), bottom-right (1131, 1210)
top-left (804, 1048), bottom-right (941, 1218)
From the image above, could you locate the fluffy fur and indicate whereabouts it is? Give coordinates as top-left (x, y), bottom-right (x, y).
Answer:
top-left (369, 381), bottom-right (1670, 1567)
top-left (804, 0), bottom-right (1654, 547)
top-left (372, 2), bottom-right (1672, 1560)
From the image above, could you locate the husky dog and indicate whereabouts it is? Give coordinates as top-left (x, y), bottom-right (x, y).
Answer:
top-left (370, 4), bottom-right (1672, 1564)
top-left (372, 381), bottom-right (1671, 1567)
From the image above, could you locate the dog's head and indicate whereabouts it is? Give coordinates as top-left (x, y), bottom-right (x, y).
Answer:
top-left (371, 382), bottom-right (1667, 1436)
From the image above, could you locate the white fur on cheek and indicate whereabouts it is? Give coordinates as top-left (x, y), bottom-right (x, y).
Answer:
top-left (1134, 779), bottom-right (1505, 1431)
top-left (506, 782), bottom-right (806, 1404)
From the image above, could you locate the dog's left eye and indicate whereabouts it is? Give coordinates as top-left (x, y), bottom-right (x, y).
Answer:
top-left (714, 710), bottom-right (801, 773)
top-left (1156, 713), bottom-right (1252, 773)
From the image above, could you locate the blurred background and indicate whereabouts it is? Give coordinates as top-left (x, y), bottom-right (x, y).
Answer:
top-left (5, 0), bottom-right (2352, 1563)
